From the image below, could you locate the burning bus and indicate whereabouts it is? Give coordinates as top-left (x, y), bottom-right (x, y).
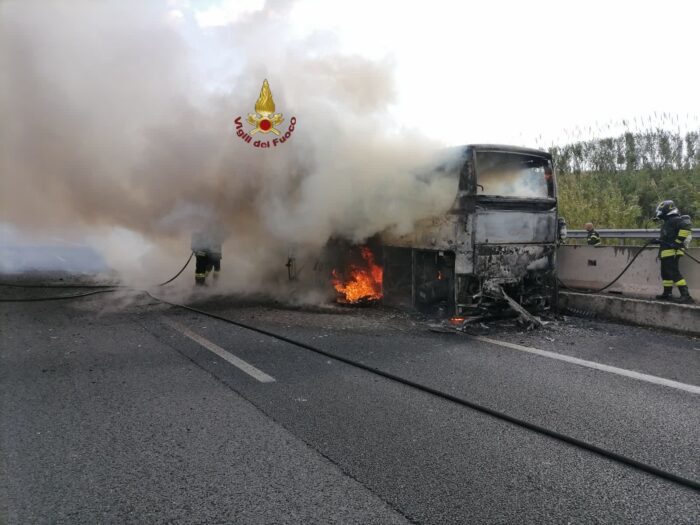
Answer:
top-left (378, 144), bottom-right (559, 317)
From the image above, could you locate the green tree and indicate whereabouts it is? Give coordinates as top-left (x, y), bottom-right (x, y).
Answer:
top-left (552, 129), bottom-right (700, 231)
top-left (558, 173), bottom-right (641, 229)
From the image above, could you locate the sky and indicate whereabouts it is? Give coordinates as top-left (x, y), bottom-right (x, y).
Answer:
top-left (180, 0), bottom-right (700, 147)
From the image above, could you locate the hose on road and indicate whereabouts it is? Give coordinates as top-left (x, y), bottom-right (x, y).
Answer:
top-left (4, 241), bottom-right (696, 301)
top-left (0, 252), bottom-right (194, 302)
top-left (2, 258), bottom-right (698, 491)
top-left (0, 282), bottom-right (119, 289)
top-left (148, 290), bottom-right (700, 493)
top-left (0, 288), bottom-right (122, 302)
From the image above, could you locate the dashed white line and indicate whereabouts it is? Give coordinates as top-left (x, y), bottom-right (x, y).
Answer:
top-left (163, 318), bottom-right (276, 383)
top-left (468, 335), bottom-right (700, 395)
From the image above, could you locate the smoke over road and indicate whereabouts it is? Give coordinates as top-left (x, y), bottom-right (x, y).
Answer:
top-left (0, 0), bottom-right (457, 292)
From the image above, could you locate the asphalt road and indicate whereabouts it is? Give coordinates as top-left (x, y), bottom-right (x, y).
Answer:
top-left (1, 285), bottom-right (699, 524)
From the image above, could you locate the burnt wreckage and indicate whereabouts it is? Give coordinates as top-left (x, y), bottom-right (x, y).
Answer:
top-left (381, 144), bottom-right (559, 318)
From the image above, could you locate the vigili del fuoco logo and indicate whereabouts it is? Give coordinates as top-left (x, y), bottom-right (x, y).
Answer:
top-left (234, 79), bottom-right (296, 148)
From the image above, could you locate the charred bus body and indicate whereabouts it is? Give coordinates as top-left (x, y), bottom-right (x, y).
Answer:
top-left (382, 144), bottom-right (558, 317)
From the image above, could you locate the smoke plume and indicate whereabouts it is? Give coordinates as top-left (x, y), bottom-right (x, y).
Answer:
top-left (0, 0), bottom-right (457, 294)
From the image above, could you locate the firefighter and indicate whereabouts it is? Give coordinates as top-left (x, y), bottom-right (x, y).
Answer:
top-left (557, 217), bottom-right (568, 244)
top-left (584, 223), bottom-right (602, 246)
top-left (191, 229), bottom-right (223, 286)
top-left (651, 200), bottom-right (694, 303)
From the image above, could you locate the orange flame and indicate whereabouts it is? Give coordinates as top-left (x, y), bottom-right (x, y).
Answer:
top-left (332, 246), bottom-right (383, 303)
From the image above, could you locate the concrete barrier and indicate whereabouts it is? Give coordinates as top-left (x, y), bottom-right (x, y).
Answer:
top-left (557, 245), bottom-right (700, 298)
top-left (559, 291), bottom-right (700, 335)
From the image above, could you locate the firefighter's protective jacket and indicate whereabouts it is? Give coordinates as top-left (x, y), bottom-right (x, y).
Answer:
top-left (659, 215), bottom-right (692, 258)
top-left (587, 230), bottom-right (602, 246)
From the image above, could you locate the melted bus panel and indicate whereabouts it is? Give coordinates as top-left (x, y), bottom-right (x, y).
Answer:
top-left (382, 144), bottom-right (558, 316)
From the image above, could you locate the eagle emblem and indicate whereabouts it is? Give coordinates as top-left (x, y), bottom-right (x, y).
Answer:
top-left (247, 79), bottom-right (284, 135)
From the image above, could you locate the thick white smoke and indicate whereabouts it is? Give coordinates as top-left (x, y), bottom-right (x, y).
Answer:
top-left (0, 0), bottom-right (457, 295)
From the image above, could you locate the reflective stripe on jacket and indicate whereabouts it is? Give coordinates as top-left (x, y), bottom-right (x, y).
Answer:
top-left (659, 214), bottom-right (692, 258)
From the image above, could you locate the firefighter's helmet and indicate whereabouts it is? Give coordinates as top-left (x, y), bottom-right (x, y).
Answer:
top-left (654, 200), bottom-right (679, 220)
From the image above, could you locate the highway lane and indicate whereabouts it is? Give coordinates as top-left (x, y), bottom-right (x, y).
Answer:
top-left (0, 297), bottom-right (409, 524)
top-left (184, 299), bottom-right (700, 480)
top-left (149, 303), bottom-right (699, 523)
top-left (1, 291), bottom-right (699, 523)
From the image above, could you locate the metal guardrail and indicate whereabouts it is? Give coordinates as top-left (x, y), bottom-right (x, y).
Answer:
top-left (567, 228), bottom-right (700, 239)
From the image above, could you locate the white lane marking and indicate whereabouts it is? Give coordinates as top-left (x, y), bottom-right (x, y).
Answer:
top-left (468, 335), bottom-right (700, 395)
top-left (163, 318), bottom-right (275, 383)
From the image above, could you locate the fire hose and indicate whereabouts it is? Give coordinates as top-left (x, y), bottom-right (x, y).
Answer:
top-left (557, 239), bottom-right (655, 294)
top-left (145, 292), bottom-right (700, 492)
top-left (0, 251), bottom-right (194, 302)
top-left (156, 251), bottom-right (195, 286)
top-left (682, 247), bottom-right (700, 264)
top-left (1, 252), bottom-right (699, 491)
top-left (558, 240), bottom-right (699, 294)
top-left (3, 241), bottom-right (698, 302)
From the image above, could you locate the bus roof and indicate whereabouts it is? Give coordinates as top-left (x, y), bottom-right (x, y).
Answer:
top-left (459, 144), bottom-right (552, 160)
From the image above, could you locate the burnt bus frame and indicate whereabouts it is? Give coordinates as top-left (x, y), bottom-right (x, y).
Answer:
top-left (381, 144), bottom-right (559, 317)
